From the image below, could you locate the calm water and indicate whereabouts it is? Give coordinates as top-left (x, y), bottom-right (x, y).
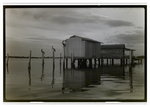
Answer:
top-left (5, 58), bottom-right (145, 101)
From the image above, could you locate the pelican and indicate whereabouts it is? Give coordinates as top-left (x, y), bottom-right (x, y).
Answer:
top-left (62, 40), bottom-right (66, 47)
top-left (52, 46), bottom-right (56, 52)
top-left (41, 49), bottom-right (45, 54)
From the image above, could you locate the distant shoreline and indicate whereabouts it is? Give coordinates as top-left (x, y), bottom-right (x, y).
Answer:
top-left (5, 56), bottom-right (63, 59)
top-left (4, 56), bottom-right (144, 59)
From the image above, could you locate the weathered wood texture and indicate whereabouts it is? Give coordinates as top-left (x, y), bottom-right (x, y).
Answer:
top-left (85, 41), bottom-right (100, 58)
top-left (101, 44), bottom-right (125, 59)
top-left (65, 35), bottom-right (101, 58)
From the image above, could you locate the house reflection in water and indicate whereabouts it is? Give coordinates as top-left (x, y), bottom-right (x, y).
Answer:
top-left (63, 65), bottom-right (127, 91)
top-left (100, 65), bottom-right (125, 79)
top-left (63, 68), bottom-right (101, 91)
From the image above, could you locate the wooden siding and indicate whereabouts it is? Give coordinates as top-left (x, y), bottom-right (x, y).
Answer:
top-left (65, 36), bottom-right (101, 58)
top-left (101, 44), bottom-right (125, 58)
top-left (65, 37), bottom-right (85, 58)
top-left (85, 41), bottom-right (100, 58)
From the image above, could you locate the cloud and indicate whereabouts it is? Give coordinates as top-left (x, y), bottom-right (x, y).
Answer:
top-left (134, 26), bottom-right (144, 29)
top-left (5, 8), bottom-right (144, 56)
top-left (27, 37), bottom-right (62, 44)
top-left (104, 19), bottom-right (134, 27)
top-left (114, 30), bottom-right (144, 45)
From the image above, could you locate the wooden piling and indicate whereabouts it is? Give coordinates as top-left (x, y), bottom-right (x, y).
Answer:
top-left (53, 51), bottom-right (55, 67)
top-left (94, 58), bottom-right (96, 68)
top-left (101, 58), bottom-right (103, 66)
top-left (28, 50), bottom-right (31, 69)
top-left (71, 53), bottom-right (75, 68)
top-left (62, 40), bottom-right (66, 93)
top-left (71, 53), bottom-right (73, 68)
top-left (85, 59), bottom-right (87, 68)
top-left (59, 53), bottom-right (61, 64)
top-left (120, 59), bottom-right (122, 66)
top-left (60, 53), bottom-right (62, 75)
top-left (77, 59), bottom-right (79, 68)
top-left (112, 59), bottom-right (114, 65)
top-left (63, 48), bottom-right (65, 71)
top-left (83, 59), bottom-right (87, 68)
top-left (106, 58), bottom-right (108, 66)
top-left (129, 50), bottom-right (133, 65)
top-left (42, 55), bottom-right (44, 65)
top-left (66, 58), bottom-right (68, 69)
top-left (98, 58), bottom-right (100, 67)
top-left (80, 59), bottom-right (82, 68)
top-left (51, 46), bottom-right (56, 88)
top-left (6, 54), bottom-right (9, 65)
top-left (52, 46), bottom-right (56, 68)
top-left (110, 59), bottom-right (112, 65)
top-left (89, 59), bottom-right (92, 68)
top-left (126, 58), bottom-right (128, 65)
top-left (123, 59), bottom-right (125, 65)
top-left (129, 66), bottom-right (133, 92)
top-left (41, 49), bottom-right (45, 65)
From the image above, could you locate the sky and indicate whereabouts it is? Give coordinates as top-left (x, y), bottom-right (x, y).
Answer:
top-left (5, 7), bottom-right (145, 57)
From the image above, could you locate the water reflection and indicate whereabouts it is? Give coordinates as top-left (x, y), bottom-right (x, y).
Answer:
top-left (60, 62), bottom-right (61, 76)
top-left (41, 64), bottom-right (45, 81)
top-left (6, 64), bottom-right (9, 74)
top-left (101, 65), bottom-right (125, 79)
top-left (63, 68), bottom-right (101, 91)
top-left (129, 66), bottom-right (133, 92)
top-left (28, 67), bottom-right (31, 90)
top-left (63, 64), bottom-right (132, 92)
top-left (51, 65), bottom-right (55, 88)
top-left (101, 65), bottom-right (133, 92)
top-left (5, 58), bottom-right (144, 100)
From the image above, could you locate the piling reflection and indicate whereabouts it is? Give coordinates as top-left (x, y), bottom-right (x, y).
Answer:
top-left (129, 66), bottom-right (133, 92)
top-left (28, 67), bottom-right (31, 90)
top-left (40, 64), bottom-right (45, 81)
top-left (51, 65), bottom-right (55, 88)
top-left (60, 62), bottom-right (61, 76)
top-left (6, 64), bottom-right (9, 74)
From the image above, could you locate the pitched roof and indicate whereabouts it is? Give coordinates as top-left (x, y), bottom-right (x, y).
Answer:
top-left (70, 35), bottom-right (102, 43)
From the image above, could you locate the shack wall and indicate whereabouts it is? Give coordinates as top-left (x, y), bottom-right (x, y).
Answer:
top-left (101, 49), bottom-right (124, 58)
top-left (65, 37), bottom-right (85, 58)
top-left (85, 41), bottom-right (100, 58)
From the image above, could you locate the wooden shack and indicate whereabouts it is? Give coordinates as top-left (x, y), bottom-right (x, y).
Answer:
top-left (101, 44), bottom-right (125, 59)
top-left (63, 35), bottom-right (102, 68)
top-left (100, 44), bottom-right (125, 65)
top-left (65, 35), bottom-right (102, 58)
top-left (100, 44), bottom-right (136, 65)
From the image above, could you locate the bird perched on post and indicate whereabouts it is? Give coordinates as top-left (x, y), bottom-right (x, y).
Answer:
top-left (52, 46), bottom-right (56, 52)
top-left (41, 49), bottom-right (45, 54)
top-left (62, 40), bottom-right (66, 47)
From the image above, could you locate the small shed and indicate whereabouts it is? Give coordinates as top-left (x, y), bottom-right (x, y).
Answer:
top-left (101, 44), bottom-right (125, 59)
top-left (65, 35), bottom-right (102, 58)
